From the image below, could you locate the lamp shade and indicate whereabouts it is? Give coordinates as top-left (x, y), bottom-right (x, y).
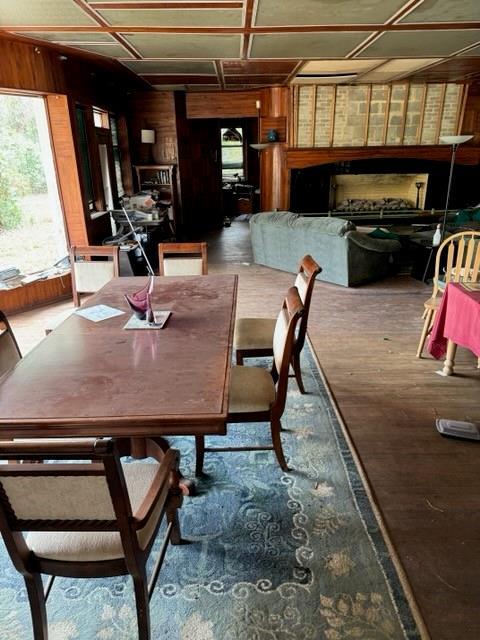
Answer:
top-left (141, 129), bottom-right (155, 144)
top-left (439, 134), bottom-right (473, 145)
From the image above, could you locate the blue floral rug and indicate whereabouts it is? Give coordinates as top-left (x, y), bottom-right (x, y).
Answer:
top-left (0, 347), bottom-right (425, 639)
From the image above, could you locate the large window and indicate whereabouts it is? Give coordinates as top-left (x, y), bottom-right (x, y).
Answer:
top-left (109, 116), bottom-right (124, 197)
top-left (220, 127), bottom-right (244, 180)
top-left (75, 106), bottom-right (95, 211)
top-left (0, 93), bottom-right (67, 276)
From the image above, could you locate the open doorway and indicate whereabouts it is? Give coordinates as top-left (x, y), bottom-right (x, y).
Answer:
top-left (0, 93), bottom-right (67, 279)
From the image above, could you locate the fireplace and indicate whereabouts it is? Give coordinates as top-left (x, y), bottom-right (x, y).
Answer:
top-left (290, 158), bottom-right (480, 215)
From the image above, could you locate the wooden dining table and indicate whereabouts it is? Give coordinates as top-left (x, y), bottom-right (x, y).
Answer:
top-left (0, 276), bottom-right (238, 451)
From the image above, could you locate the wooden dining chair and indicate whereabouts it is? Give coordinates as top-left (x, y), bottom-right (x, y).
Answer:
top-left (416, 230), bottom-right (480, 357)
top-left (234, 255), bottom-right (321, 393)
top-left (0, 309), bottom-right (21, 377)
top-left (195, 286), bottom-right (304, 474)
top-left (70, 245), bottom-right (120, 307)
top-left (0, 437), bottom-right (183, 640)
top-left (158, 242), bottom-right (207, 276)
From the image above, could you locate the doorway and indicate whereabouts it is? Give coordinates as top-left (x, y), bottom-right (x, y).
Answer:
top-left (0, 93), bottom-right (67, 276)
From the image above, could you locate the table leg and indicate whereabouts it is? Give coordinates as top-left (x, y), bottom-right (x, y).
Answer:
top-left (442, 340), bottom-right (457, 376)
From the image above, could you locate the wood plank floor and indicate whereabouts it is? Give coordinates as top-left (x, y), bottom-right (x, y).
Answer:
top-left (9, 220), bottom-right (480, 640)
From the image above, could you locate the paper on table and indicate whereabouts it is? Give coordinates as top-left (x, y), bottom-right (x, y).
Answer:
top-left (75, 304), bottom-right (125, 322)
top-left (124, 310), bottom-right (172, 330)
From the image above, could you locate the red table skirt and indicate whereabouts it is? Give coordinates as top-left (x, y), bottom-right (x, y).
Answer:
top-left (428, 283), bottom-right (480, 360)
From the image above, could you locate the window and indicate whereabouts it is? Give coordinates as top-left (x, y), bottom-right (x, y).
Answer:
top-left (75, 106), bottom-right (95, 211)
top-left (109, 116), bottom-right (124, 197)
top-left (93, 107), bottom-right (109, 129)
top-left (220, 127), bottom-right (244, 180)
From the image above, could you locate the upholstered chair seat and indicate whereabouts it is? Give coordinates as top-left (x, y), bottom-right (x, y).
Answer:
top-left (233, 318), bottom-right (276, 353)
top-left (26, 462), bottom-right (162, 562)
top-left (228, 365), bottom-right (275, 414)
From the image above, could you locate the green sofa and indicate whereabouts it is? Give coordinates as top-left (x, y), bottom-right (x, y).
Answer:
top-left (250, 211), bottom-right (402, 287)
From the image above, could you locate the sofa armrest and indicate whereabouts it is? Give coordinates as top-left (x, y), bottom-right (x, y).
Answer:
top-left (346, 231), bottom-right (402, 253)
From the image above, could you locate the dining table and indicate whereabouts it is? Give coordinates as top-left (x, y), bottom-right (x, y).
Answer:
top-left (427, 281), bottom-right (480, 376)
top-left (0, 275), bottom-right (238, 487)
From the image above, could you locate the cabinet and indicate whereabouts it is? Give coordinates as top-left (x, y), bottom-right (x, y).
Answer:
top-left (134, 164), bottom-right (177, 228)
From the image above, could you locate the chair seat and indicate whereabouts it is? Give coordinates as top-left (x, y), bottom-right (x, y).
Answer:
top-left (228, 365), bottom-right (275, 414)
top-left (233, 317), bottom-right (276, 352)
top-left (27, 462), bottom-right (160, 562)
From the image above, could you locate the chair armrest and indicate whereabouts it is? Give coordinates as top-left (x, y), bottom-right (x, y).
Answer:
top-left (131, 448), bottom-right (181, 528)
top-left (346, 231), bottom-right (402, 253)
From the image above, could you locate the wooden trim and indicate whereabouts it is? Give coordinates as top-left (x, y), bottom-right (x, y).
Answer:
top-left (434, 83), bottom-right (447, 143)
top-left (457, 83), bottom-right (469, 135)
top-left (382, 85), bottom-right (392, 145)
top-left (329, 85), bottom-right (337, 147)
top-left (399, 83), bottom-right (409, 144)
top-left (215, 60), bottom-right (225, 90)
top-left (416, 83), bottom-right (427, 144)
top-left (364, 84), bottom-right (372, 146)
top-left (45, 94), bottom-right (89, 247)
top-left (4, 22), bottom-right (480, 34)
top-left (310, 85), bottom-right (316, 147)
top-left (90, 1), bottom-right (242, 7)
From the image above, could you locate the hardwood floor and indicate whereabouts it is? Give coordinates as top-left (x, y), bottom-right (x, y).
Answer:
top-left (9, 220), bottom-right (480, 640)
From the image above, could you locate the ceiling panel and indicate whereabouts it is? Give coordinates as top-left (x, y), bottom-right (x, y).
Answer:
top-left (20, 31), bottom-right (116, 43)
top-left (121, 60), bottom-right (217, 74)
top-left (358, 30), bottom-right (480, 57)
top-left (97, 8), bottom-right (243, 27)
top-left (122, 33), bottom-right (241, 58)
top-left (358, 58), bottom-right (441, 82)
top-left (0, 0), bottom-right (96, 26)
top-left (299, 59), bottom-right (384, 74)
top-left (224, 75), bottom-right (288, 85)
top-left (251, 32), bottom-right (372, 59)
top-left (151, 84), bottom-right (221, 91)
top-left (68, 43), bottom-right (134, 58)
top-left (409, 57), bottom-right (480, 82)
top-left (399, 0), bottom-right (480, 24)
top-left (254, 0), bottom-right (406, 26)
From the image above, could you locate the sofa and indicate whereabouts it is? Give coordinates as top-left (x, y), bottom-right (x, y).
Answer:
top-left (250, 211), bottom-right (402, 287)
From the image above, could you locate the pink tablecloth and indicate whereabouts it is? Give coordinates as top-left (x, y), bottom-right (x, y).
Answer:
top-left (428, 283), bottom-right (480, 359)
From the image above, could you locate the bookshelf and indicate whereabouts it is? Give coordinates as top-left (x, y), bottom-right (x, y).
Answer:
top-left (134, 164), bottom-right (177, 226)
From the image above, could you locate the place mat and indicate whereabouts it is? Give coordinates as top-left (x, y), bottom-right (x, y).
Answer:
top-left (123, 310), bottom-right (171, 330)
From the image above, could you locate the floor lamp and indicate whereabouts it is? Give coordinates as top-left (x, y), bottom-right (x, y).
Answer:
top-left (421, 134), bottom-right (473, 282)
top-left (438, 134), bottom-right (473, 241)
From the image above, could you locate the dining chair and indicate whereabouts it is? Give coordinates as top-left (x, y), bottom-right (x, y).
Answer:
top-left (416, 230), bottom-right (480, 357)
top-left (0, 309), bottom-right (21, 377)
top-left (158, 242), bottom-right (207, 276)
top-left (234, 255), bottom-right (321, 393)
top-left (70, 245), bottom-right (120, 307)
top-left (0, 437), bottom-right (183, 640)
top-left (195, 286), bottom-right (304, 474)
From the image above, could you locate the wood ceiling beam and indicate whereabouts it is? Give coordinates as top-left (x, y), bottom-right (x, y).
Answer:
top-left (3, 22), bottom-right (480, 34)
top-left (90, 1), bottom-right (242, 7)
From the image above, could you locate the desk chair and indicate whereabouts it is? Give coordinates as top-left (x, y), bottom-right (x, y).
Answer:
top-left (0, 309), bottom-right (21, 376)
top-left (195, 286), bottom-right (304, 473)
top-left (234, 255), bottom-right (321, 393)
top-left (0, 438), bottom-right (183, 640)
top-left (70, 245), bottom-right (120, 307)
top-left (158, 242), bottom-right (207, 276)
top-left (416, 230), bottom-right (480, 357)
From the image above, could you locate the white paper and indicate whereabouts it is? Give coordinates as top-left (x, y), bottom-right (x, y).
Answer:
top-left (75, 304), bottom-right (125, 323)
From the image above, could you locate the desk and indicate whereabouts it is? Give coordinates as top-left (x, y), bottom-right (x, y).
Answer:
top-left (0, 275), bottom-right (237, 439)
top-left (428, 282), bottom-right (480, 375)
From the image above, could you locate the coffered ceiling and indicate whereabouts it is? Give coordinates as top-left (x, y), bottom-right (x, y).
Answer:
top-left (0, 0), bottom-right (479, 90)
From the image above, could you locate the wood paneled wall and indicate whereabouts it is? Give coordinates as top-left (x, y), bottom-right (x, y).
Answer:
top-left (186, 91), bottom-right (262, 119)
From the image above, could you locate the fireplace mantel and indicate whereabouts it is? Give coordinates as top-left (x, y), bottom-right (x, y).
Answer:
top-left (285, 145), bottom-right (480, 169)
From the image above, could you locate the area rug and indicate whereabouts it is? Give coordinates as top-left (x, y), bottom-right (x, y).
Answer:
top-left (0, 346), bottom-right (426, 640)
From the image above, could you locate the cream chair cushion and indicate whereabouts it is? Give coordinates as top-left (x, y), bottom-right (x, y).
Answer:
top-left (74, 261), bottom-right (116, 293)
top-left (233, 317), bottom-right (276, 352)
top-left (163, 257), bottom-right (204, 276)
top-left (26, 462), bottom-right (162, 562)
top-left (228, 365), bottom-right (275, 414)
